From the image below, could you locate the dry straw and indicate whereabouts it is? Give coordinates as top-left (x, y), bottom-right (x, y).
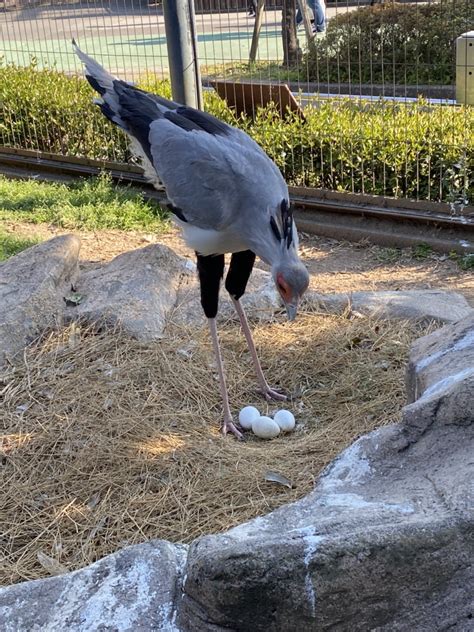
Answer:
top-left (0, 307), bottom-right (433, 584)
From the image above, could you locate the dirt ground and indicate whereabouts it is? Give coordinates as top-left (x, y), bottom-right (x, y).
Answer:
top-left (3, 219), bottom-right (473, 305)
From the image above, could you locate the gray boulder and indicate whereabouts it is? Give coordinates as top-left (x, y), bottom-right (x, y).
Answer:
top-left (306, 289), bottom-right (473, 324)
top-left (179, 415), bottom-right (473, 630)
top-left (69, 244), bottom-right (193, 340)
top-left (0, 540), bottom-right (187, 632)
top-left (0, 235), bottom-right (80, 367)
top-left (402, 312), bottom-right (474, 445)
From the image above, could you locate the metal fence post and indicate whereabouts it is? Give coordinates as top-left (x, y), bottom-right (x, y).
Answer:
top-left (456, 31), bottom-right (474, 105)
top-left (162, 0), bottom-right (203, 109)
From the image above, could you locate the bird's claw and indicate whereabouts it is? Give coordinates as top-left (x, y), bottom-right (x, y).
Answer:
top-left (259, 386), bottom-right (288, 402)
top-left (221, 417), bottom-right (245, 441)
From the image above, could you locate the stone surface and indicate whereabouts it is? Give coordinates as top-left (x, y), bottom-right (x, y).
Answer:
top-left (69, 244), bottom-right (193, 340)
top-left (402, 312), bottom-right (474, 445)
top-left (0, 235), bottom-right (80, 367)
top-left (0, 540), bottom-right (187, 632)
top-left (305, 289), bottom-right (473, 324)
top-left (180, 414), bottom-right (473, 631)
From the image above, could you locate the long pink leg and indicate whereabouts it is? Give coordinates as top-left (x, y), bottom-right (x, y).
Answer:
top-left (232, 298), bottom-right (287, 402)
top-left (208, 318), bottom-right (244, 439)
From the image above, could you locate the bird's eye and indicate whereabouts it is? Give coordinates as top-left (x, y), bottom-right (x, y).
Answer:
top-left (277, 282), bottom-right (285, 293)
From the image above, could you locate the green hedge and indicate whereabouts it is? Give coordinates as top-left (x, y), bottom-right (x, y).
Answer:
top-left (0, 63), bottom-right (472, 203)
top-left (304, 0), bottom-right (474, 86)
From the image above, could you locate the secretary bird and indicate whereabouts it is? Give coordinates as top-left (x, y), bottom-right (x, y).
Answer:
top-left (73, 42), bottom-right (309, 439)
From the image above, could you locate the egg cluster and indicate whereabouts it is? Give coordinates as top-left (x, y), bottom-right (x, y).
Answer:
top-left (238, 406), bottom-right (296, 439)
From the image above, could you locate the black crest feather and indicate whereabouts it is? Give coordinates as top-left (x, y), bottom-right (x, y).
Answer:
top-left (281, 199), bottom-right (293, 248)
top-left (270, 216), bottom-right (281, 242)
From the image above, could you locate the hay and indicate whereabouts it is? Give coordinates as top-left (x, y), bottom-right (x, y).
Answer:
top-left (0, 308), bottom-right (434, 585)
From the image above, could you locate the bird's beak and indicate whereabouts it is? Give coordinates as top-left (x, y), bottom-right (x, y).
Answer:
top-left (285, 303), bottom-right (298, 322)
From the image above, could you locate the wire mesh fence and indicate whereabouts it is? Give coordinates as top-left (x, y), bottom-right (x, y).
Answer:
top-left (0, 0), bottom-right (472, 205)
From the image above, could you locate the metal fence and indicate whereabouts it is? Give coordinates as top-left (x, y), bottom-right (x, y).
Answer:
top-left (0, 0), bottom-right (473, 206)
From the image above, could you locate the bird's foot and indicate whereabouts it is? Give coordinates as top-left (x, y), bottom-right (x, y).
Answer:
top-left (221, 415), bottom-right (245, 440)
top-left (259, 385), bottom-right (288, 402)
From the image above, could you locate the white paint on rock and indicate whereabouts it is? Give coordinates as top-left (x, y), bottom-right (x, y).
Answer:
top-left (319, 439), bottom-right (373, 491)
top-left (418, 367), bottom-right (474, 402)
top-left (416, 330), bottom-right (474, 372)
top-left (226, 514), bottom-right (271, 539)
top-left (291, 526), bottom-right (324, 618)
top-left (315, 493), bottom-right (415, 514)
top-left (78, 558), bottom-right (155, 631)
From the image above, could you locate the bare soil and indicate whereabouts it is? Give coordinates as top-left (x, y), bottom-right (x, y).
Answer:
top-left (3, 219), bottom-right (473, 304)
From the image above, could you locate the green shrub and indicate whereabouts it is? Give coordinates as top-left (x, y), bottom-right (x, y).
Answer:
top-left (0, 63), bottom-right (472, 203)
top-left (0, 59), bottom-right (128, 161)
top-left (245, 101), bottom-right (473, 203)
top-left (304, 0), bottom-right (474, 86)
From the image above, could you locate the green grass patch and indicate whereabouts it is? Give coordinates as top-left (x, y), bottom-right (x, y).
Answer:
top-left (412, 243), bottom-right (434, 260)
top-left (0, 175), bottom-right (169, 232)
top-left (449, 250), bottom-right (474, 270)
top-left (0, 230), bottom-right (40, 261)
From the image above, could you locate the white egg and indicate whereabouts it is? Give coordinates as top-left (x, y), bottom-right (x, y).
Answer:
top-left (252, 416), bottom-right (281, 439)
top-left (274, 409), bottom-right (296, 432)
top-left (239, 406), bottom-right (260, 430)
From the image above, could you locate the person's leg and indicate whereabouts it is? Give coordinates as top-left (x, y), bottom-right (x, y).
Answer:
top-left (312, 0), bottom-right (326, 32)
top-left (295, 5), bottom-right (302, 25)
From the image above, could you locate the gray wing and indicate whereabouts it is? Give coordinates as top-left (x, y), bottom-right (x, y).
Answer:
top-left (72, 42), bottom-right (288, 230)
top-left (148, 119), bottom-right (288, 231)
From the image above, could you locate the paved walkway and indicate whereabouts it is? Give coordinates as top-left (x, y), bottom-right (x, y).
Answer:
top-left (0, 4), bottom-right (352, 78)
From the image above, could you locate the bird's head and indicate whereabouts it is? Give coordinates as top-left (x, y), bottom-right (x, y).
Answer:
top-left (269, 199), bottom-right (309, 321)
top-left (273, 259), bottom-right (309, 321)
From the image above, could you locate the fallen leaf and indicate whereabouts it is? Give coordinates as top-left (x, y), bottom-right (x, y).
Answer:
top-left (264, 471), bottom-right (293, 488)
top-left (37, 552), bottom-right (68, 576)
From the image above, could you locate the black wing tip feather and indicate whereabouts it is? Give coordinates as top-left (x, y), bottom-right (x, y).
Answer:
top-left (86, 74), bottom-right (106, 96)
top-left (164, 110), bottom-right (202, 133)
top-left (175, 106), bottom-right (231, 137)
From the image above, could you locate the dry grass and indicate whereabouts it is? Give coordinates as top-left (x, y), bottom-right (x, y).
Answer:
top-left (0, 309), bottom-right (433, 585)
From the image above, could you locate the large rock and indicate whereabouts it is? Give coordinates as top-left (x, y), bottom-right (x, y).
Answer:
top-left (0, 540), bottom-right (187, 632)
top-left (0, 235), bottom-right (80, 367)
top-left (179, 414), bottom-right (473, 630)
top-left (69, 244), bottom-right (193, 340)
top-left (402, 312), bottom-right (474, 444)
top-left (306, 289), bottom-right (473, 324)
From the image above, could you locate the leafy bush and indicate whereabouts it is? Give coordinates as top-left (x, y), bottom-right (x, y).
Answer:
top-left (244, 101), bottom-right (473, 203)
top-left (304, 0), bottom-right (474, 86)
top-left (0, 62), bottom-right (472, 203)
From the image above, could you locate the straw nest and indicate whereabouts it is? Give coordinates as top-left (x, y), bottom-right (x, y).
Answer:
top-left (0, 307), bottom-right (434, 585)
